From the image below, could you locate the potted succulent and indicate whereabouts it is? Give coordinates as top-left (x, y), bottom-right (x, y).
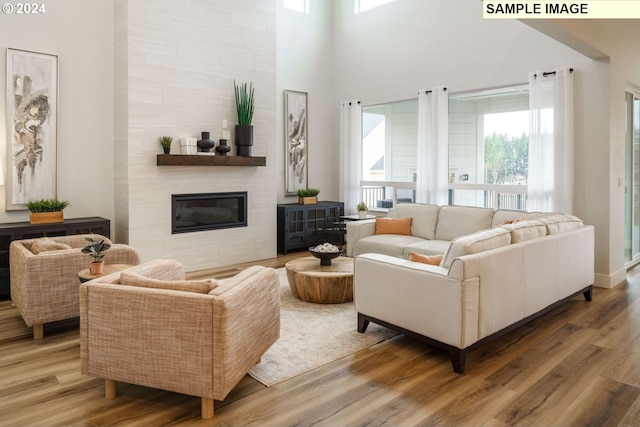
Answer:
top-left (26, 198), bottom-right (70, 224)
top-left (356, 201), bottom-right (368, 219)
top-left (297, 188), bottom-right (320, 205)
top-left (234, 80), bottom-right (255, 156)
top-left (158, 136), bottom-right (173, 154)
top-left (81, 236), bottom-right (111, 275)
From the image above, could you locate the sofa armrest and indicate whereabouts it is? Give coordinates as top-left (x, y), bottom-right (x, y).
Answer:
top-left (210, 266), bottom-right (280, 399)
top-left (354, 253), bottom-right (479, 348)
top-left (346, 220), bottom-right (376, 256)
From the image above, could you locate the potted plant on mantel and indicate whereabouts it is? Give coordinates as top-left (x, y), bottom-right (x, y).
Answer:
top-left (81, 236), bottom-right (111, 275)
top-left (26, 198), bottom-right (70, 224)
top-left (234, 79), bottom-right (255, 157)
top-left (158, 135), bottom-right (173, 154)
top-left (297, 188), bottom-right (320, 205)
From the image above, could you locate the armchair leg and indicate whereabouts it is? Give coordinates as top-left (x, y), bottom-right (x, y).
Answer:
top-left (33, 324), bottom-right (43, 340)
top-left (201, 397), bottom-right (214, 419)
top-left (357, 313), bottom-right (369, 333)
top-left (105, 379), bottom-right (118, 399)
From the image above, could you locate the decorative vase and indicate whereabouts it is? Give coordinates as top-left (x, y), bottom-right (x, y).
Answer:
top-left (358, 211), bottom-right (367, 219)
top-left (235, 125), bottom-right (253, 156)
top-left (162, 145), bottom-right (170, 154)
top-left (89, 261), bottom-right (104, 275)
top-left (197, 131), bottom-right (214, 152)
top-left (215, 139), bottom-right (231, 156)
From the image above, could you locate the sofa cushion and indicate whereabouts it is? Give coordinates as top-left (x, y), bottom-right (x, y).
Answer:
top-left (491, 209), bottom-right (527, 227)
top-left (435, 205), bottom-right (494, 241)
top-left (375, 217), bottom-right (412, 236)
top-left (120, 270), bottom-right (218, 294)
top-left (536, 214), bottom-right (584, 234)
top-left (31, 238), bottom-right (73, 254)
top-left (408, 252), bottom-right (443, 266)
top-left (500, 220), bottom-right (547, 243)
top-left (390, 203), bottom-right (440, 240)
top-left (442, 227), bottom-right (512, 268)
top-left (402, 239), bottom-right (451, 257)
top-left (353, 234), bottom-right (425, 258)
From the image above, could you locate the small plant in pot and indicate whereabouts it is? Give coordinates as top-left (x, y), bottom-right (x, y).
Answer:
top-left (26, 198), bottom-right (70, 224)
top-left (158, 136), bottom-right (173, 154)
top-left (81, 236), bottom-right (111, 275)
top-left (356, 201), bottom-right (368, 219)
top-left (297, 188), bottom-right (320, 205)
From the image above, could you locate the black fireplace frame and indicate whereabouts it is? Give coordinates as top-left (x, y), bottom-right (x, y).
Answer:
top-left (171, 191), bottom-right (247, 234)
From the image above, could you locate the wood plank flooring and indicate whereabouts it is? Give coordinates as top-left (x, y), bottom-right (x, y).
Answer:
top-left (1, 253), bottom-right (640, 426)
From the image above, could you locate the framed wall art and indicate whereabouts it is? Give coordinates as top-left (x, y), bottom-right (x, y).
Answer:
top-left (5, 48), bottom-right (58, 210)
top-left (284, 90), bottom-right (308, 195)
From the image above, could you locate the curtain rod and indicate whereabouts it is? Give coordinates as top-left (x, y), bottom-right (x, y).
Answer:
top-left (419, 88), bottom-right (448, 95)
top-left (536, 68), bottom-right (574, 78)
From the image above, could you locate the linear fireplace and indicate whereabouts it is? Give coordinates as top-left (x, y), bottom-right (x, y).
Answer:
top-left (172, 192), bottom-right (247, 234)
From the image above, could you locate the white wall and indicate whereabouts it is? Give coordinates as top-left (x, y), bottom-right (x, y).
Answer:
top-left (0, 0), bottom-right (115, 225)
top-left (541, 20), bottom-right (640, 287)
top-left (276, 0), bottom-right (334, 202)
top-left (115, 0), bottom-right (278, 271)
top-left (330, 0), bottom-right (611, 284)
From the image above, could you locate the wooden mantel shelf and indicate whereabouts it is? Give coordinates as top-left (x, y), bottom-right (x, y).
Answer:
top-left (156, 154), bottom-right (266, 167)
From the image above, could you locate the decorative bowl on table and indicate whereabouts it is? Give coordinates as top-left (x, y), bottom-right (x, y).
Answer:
top-left (309, 243), bottom-right (343, 266)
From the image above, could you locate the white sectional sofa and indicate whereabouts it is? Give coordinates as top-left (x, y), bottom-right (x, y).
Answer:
top-left (347, 203), bottom-right (546, 258)
top-left (351, 203), bottom-right (594, 373)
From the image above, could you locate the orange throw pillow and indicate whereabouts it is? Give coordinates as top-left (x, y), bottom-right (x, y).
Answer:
top-left (409, 252), bottom-right (443, 266)
top-left (374, 217), bottom-right (412, 235)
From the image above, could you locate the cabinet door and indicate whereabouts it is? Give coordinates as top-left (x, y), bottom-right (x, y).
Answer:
top-left (286, 209), bottom-right (305, 235)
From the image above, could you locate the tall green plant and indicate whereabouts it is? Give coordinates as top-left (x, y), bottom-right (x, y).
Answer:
top-left (234, 80), bottom-right (255, 125)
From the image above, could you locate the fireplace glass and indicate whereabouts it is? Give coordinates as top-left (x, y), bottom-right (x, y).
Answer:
top-left (172, 192), bottom-right (247, 234)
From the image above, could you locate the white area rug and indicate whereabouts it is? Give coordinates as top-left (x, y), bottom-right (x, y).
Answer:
top-left (247, 268), bottom-right (398, 387)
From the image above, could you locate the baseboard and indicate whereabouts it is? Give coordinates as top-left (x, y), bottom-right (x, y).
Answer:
top-left (594, 268), bottom-right (627, 289)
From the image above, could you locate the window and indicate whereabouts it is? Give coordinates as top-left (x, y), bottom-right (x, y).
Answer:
top-left (355, 0), bottom-right (395, 13)
top-left (361, 99), bottom-right (417, 209)
top-left (449, 86), bottom-right (529, 209)
top-left (283, 0), bottom-right (309, 14)
top-left (360, 85), bottom-right (530, 211)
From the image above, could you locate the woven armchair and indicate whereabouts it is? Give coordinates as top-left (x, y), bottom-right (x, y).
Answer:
top-left (10, 234), bottom-right (140, 339)
top-left (79, 259), bottom-right (281, 419)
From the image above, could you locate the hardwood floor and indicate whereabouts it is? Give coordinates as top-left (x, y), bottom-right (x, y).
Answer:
top-left (1, 253), bottom-right (640, 426)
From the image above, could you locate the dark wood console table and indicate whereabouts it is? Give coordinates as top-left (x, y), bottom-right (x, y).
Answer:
top-left (0, 216), bottom-right (110, 297)
top-left (277, 201), bottom-right (344, 254)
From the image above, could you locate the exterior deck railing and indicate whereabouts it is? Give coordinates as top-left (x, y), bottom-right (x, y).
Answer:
top-left (360, 181), bottom-right (527, 211)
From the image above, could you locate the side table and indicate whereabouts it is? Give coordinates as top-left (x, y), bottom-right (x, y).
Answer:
top-left (78, 263), bottom-right (134, 283)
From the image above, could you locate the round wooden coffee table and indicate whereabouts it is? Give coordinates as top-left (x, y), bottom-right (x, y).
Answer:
top-left (285, 256), bottom-right (354, 304)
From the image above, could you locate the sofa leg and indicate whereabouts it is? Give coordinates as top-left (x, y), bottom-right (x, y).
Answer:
top-left (357, 313), bottom-right (369, 333)
top-left (583, 285), bottom-right (593, 302)
top-left (450, 349), bottom-right (467, 374)
top-left (105, 379), bottom-right (117, 399)
top-left (33, 324), bottom-right (43, 340)
top-left (201, 397), bottom-right (214, 419)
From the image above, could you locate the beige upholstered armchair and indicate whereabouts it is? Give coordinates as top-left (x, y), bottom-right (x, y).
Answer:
top-left (79, 259), bottom-right (281, 419)
top-left (10, 234), bottom-right (141, 339)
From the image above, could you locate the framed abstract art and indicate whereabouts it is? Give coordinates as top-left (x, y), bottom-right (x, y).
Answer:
top-left (5, 48), bottom-right (58, 210)
top-left (284, 90), bottom-right (308, 195)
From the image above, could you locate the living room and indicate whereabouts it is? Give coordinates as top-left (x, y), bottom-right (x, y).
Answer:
top-left (1, 0), bottom-right (640, 425)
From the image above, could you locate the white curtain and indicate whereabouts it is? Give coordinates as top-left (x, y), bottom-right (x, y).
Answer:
top-left (528, 67), bottom-right (574, 213)
top-left (416, 86), bottom-right (449, 205)
top-left (339, 100), bottom-right (362, 215)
